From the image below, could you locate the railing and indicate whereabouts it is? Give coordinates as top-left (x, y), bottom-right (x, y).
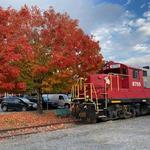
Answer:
top-left (108, 73), bottom-right (130, 91)
top-left (71, 78), bottom-right (99, 111)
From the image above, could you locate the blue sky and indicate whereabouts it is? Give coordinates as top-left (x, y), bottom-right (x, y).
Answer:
top-left (0, 0), bottom-right (150, 66)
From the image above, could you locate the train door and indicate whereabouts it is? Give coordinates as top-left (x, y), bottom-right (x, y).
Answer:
top-left (121, 68), bottom-right (129, 88)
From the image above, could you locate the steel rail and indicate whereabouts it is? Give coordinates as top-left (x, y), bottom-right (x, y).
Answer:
top-left (0, 119), bottom-right (79, 139)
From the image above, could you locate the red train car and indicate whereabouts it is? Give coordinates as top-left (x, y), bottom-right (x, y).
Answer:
top-left (71, 61), bottom-right (150, 123)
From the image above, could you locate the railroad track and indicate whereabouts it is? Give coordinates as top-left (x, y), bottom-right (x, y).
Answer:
top-left (0, 120), bottom-right (79, 139)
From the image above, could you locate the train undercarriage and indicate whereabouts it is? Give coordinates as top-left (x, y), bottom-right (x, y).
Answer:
top-left (71, 99), bottom-right (150, 123)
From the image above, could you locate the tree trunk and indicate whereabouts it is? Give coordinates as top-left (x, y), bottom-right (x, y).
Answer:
top-left (37, 88), bottom-right (43, 114)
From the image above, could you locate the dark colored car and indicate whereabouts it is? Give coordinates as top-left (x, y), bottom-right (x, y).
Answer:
top-left (21, 95), bottom-right (38, 103)
top-left (1, 96), bottom-right (37, 112)
top-left (0, 96), bottom-right (4, 104)
top-left (19, 94), bottom-right (52, 109)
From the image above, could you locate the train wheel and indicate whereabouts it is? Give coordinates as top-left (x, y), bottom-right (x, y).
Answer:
top-left (101, 116), bottom-right (108, 122)
top-left (107, 110), bottom-right (117, 120)
top-left (116, 105), bottom-right (132, 119)
top-left (107, 105), bottom-right (120, 120)
top-left (71, 103), bottom-right (80, 119)
top-left (86, 115), bottom-right (97, 123)
top-left (130, 107), bottom-right (136, 117)
top-left (122, 105), bottom-right (132, 119)
top-left (123, 111), bottom-right (132, 119)
top-left (86, 104), bottom-right (97, 123)
top-left (140, 104), bottom-right (149, 115)
top-left (134, 104), bottom-right (141, 116)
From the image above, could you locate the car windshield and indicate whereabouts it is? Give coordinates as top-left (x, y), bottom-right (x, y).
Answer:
top-left (68, 94), bottom-right (72, 99)
top-left (19, 98), bottom-right (31, 103)
top-left (62, 95), bottom-right (71, 101)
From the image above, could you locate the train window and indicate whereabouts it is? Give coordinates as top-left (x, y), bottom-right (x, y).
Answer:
top-left (121, 68), bottom-right (127, 78)
top-left (122, 68), bottom-right (127, 75)
top-left (110, 68), bottom-right (120, 74)
top-left (143, 70), bottom-right (147, 77)
top-left (133, 69), bottom-right (139, 79)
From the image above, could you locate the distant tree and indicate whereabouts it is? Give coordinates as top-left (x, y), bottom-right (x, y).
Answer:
top-left (0, 6), bottom-right (103, 113)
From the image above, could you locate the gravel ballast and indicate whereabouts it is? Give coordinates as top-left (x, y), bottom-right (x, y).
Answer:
top-left (0, 116), bottom-right (150, 150)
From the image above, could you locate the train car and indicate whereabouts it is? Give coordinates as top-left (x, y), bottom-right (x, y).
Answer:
top-left (71, 61), bottom-right (150, 123)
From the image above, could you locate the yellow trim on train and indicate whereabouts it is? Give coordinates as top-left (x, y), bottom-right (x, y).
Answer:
top-left (111, 100), bottom-right (121, 103)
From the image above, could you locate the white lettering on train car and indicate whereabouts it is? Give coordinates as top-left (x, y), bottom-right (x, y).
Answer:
top-left (132, 82), bottom-right (141, 87)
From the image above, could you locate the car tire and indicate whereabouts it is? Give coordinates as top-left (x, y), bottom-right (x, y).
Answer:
top-left (2, 105), bottom-right (8, 112)
top-left (22, 106), bottom-right (27, 111)
top-left (64, 104), bottom-right (70, 109)
top-left (52, 103), bottom-right (58, 109)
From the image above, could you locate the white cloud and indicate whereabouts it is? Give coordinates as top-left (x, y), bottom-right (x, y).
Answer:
top-left (91, 21), bottom-right (133, 56)
top-left (113, 26), bottom-right (131, 34)
top-left (144, 11), bottom-right (150, 18)
top-left (138, 24), bottom-right (150, 36)
top-left (124, 0), bottom-right (132, 6)
top-left (133, 44), bottom-right (149, 53)
top-left (92, 9), bottom-right (150, 65)
top-left (140, 3), bottom-right (146, 9)
top-left (0, 0), bottom-right (150, 66)
top-left (107, 56), bottom-right (116, 61)
top-left (135, 18), bottom-right (145, 26)
top-left (0, 0), bottom-right (126, 33)
top-left (121, 54), bottom-right (150, 66)
top-left (130, 11), bottom-right (150, 36)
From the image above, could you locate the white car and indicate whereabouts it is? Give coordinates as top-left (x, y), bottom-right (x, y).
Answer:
top-left (42, 94), bottom-right (71, 108)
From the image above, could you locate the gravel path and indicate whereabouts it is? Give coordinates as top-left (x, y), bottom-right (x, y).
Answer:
top-left (0, 116), bottom-right (150, 150)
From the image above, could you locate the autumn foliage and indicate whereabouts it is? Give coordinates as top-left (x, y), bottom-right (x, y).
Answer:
top-left (0, 6), bottom-right (103, 112)
top-left (0, 111), bottom-right (71, 129)
top-left (0, 7), bottom-right (31, 91)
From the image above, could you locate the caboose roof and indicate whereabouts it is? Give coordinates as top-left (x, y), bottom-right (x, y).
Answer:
top-left (104, 61), bottom-right (142, 71)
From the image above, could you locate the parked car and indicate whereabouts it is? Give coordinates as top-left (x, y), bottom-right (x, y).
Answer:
top-left (0, 96), bottom-right (4, 104)
top-left (1, 96), bottom-right (37, 112)
top-left (21, 95), bottom-right (38, 103)
top-left (42, 94), bottom-right (71, 109)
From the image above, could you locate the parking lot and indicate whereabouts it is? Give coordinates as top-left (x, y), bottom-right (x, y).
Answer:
top-left (1, 115), bottom-right (150, 150)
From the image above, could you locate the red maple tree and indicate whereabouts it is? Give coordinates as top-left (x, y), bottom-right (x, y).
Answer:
top-left (0, 6), bottom-right (103, 113)
top-left (0, 7), bottom-right (32, 92)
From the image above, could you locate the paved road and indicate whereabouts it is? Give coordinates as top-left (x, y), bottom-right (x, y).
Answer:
top-left (0, 116), bottom-right (150, 150)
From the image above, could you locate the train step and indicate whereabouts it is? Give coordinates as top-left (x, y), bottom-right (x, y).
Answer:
top-left (98, 115), bottom-right (107, 118)
top-left (97, 109), bottom-right (104, 112)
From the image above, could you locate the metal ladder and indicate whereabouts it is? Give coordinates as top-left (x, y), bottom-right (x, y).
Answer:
top-left (71, 78), bottom-right (99, 112)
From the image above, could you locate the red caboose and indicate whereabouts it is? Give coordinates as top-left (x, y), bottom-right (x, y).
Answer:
top-left (71, 61), bottom-right (150, 123)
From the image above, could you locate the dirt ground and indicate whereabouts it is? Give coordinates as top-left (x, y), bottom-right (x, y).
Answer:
top-left (0, 110), bottom-right (72, 130)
